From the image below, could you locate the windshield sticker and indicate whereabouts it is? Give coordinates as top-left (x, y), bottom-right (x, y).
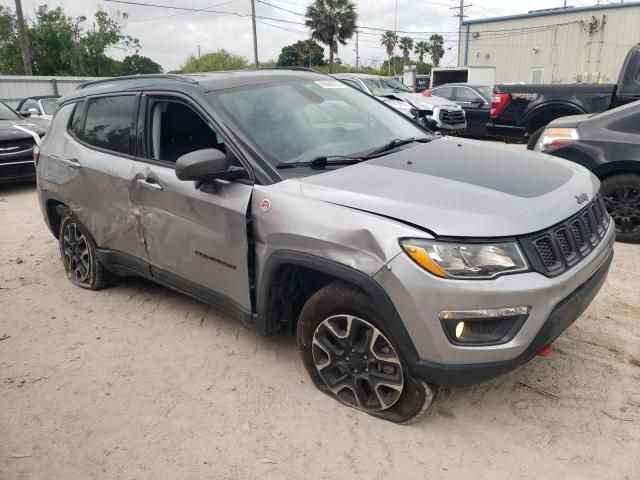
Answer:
top-left (314, 80), bottom-right (348, 89)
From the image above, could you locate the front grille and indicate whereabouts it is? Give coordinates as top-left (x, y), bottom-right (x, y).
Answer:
top-left (520, 194), bottom-right (610, 277)
top-left (0, 138), bottom-right (36, 164)
top-left (439, 109), bottom-right (466, 125)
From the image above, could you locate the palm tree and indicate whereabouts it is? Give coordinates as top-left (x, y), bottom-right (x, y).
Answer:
top-left (305, 0), bottom-right (357, 73)
top-left (427, 34), bottom-right (445, 67)
top-left (380, 31), bottom-right (398, 75)
top-left (414, 41), bottom-right (429, 64)
top-left (399, 37), bottom-right (413, 65)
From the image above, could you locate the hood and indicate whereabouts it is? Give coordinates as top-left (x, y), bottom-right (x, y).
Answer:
top-left (298, 137), bottom-right (599, 237)
top-left (547, 113), bottom-right (594, 129)
top-left (0, 120), bottom-right (46, 140)
top-left (387, 92), bottom-right (460, 110)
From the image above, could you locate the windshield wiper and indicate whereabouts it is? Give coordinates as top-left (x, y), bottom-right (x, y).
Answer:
top-left (363, 137), bottom-right (431, 157)
top-left (276, 156), bottom-right (362, 170)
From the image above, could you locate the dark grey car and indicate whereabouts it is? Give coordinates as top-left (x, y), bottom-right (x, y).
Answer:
top-left (37, 71), bottom-right (614, 423)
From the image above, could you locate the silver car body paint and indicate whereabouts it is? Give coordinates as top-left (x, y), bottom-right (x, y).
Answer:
top-left (36, 72), bottom-right (613, 381)
top-left (298, 137), bottom-right (600, 237)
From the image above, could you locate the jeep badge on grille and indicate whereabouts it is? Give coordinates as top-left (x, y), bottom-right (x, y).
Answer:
top-left (575, 193), bottom-right (589, 204)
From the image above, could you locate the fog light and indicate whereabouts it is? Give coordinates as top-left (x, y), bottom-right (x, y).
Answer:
top-left (440, 306), bottom-right (531, 346)
top-left (455, 321), bottom-right (465, 339)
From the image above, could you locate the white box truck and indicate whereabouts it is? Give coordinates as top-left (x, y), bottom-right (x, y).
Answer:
top-left (430, 66), bottom-right (496, 88)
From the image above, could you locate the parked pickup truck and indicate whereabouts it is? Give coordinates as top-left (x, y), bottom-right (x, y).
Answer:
top-left (489, 44), bottom-right (640, 149)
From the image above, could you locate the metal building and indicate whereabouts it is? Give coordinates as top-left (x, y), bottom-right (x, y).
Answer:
top-left (461, 2), bottom-right (640, 84)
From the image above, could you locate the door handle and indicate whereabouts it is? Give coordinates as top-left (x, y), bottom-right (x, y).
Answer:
top-left (136, 178), bottom-right (163, 191)
top-left (60, 157), bottom-right (82, 169)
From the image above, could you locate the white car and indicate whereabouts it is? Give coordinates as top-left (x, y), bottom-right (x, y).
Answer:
top-left (17, 96), bottom-right (59, 129)
top-left (331, 73), bottom-right (466, 134)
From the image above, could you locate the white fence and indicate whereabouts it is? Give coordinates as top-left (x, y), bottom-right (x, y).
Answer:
top-left (0, 76), bottom-right (107, 108)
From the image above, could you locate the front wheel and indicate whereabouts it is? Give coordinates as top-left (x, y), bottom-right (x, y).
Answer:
top-left (601, 174), bottom-right (640, 243)
top-left (297, 281), bottom-right (437, 423)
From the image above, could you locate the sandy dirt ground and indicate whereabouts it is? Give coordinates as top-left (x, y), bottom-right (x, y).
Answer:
top-left (1, 183), bottom-right (639, 480)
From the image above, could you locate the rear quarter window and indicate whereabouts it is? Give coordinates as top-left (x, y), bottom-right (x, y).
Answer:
top-left (79, 95), bottom-right (137, 155)
top-left (68, 100), bottom-right (85, 137)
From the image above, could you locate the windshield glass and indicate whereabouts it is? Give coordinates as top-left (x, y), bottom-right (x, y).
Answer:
top-left (210, 79), bottom-right (429, 167)
top-left (474, 86), bottom-right (492, 102)
top-left (0, 101), bottom-right (21, 120)
top-left (41, 98), bottom-right (58, 115)
top-left (361, 77), bottom-right (412, 96)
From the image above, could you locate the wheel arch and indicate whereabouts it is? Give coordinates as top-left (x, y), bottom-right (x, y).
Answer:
top-left (593, 161), bottom-right (640, 180)
top-left (525, 102), bottom-right (585, 134)
top-left (256, 250), bottom-right (421, 363)
top-left (44, 198), bottom-right (69, 239)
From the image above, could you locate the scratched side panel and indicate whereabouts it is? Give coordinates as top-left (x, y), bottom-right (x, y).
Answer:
top-left (251, 180), bottom-right (430, 292)
top-left (38, 107), bottom-right (146, 260)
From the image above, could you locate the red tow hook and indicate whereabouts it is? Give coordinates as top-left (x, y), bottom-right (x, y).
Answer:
top-left (536, 344), bottom-right (553, 357)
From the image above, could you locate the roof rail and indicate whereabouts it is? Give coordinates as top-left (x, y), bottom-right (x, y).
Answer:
top-left (257, 66), bottom-right (318, 73)
top-left (77, 74), bottom-right (197, 89)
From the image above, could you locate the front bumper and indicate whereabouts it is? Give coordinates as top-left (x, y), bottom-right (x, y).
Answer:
top-left (374, 220), bottom-right (615, 385)
top-left (0, 160), bottom-right (36, 184)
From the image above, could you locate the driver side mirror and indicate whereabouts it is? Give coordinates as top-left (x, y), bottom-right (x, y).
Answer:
top-left (19, 109), bottom-right (32, 118)
top-left (175, 148), bottom-right (244, 182)
top-left (472, 97), bottom-right (486, 106)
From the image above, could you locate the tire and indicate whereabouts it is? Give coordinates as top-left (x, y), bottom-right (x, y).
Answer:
top-left (297, 280), bottom-right (437, 423)
top-left (527, 125), bottom-right (546, 150)
top-left (58, 215), bottom-right (118, 290)
top-left (601, 174), bottom-right (640, 243)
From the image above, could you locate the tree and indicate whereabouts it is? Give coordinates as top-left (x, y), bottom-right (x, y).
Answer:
top-left (380, 31), bottom-right (398, 75)
top-left (180, 49), bottom-right (248, 72)
top-left (414, 41), bottom-right (429, 64)
top-left (305, 0), bottom-right (357, 74)
top-left (427, 34), bottom-right (444, 67)
top-left (0, 6), bottom-right (23, 74)
top-left (381, 55), bottom-right (402, 76)
top-left (399, 36), bottom-right (413, 65)
top-left (122, 53), bottom-right (162, 74)
top-left (276, 39), bottom-right (324, 68)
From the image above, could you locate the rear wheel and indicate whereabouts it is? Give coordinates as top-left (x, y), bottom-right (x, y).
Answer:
top-left (297, 281), bottom-right (437, 423)
top-left (601, 174), bottom-right (640, 243)
top-left (59, 216), bottom-right (118, 289)
top-left (527, 126), bottom-right (546, 150)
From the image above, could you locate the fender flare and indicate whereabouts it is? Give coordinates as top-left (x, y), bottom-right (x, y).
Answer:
top-left (593, 160), bottom-right (640, 180)
top-left (256, 250), bottom-right (422, 365)
top-left (524, 101), bottom-right (586, 132)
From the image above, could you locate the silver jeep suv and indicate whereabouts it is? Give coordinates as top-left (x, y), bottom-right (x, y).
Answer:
top-left (36, 71), bottom-right (614, 423)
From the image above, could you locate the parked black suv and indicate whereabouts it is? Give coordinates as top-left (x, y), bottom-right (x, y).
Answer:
top-left (535, 100), bottom-right (640, 242)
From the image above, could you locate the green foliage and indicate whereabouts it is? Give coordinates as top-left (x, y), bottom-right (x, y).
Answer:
top-left (379, 31), bottom-right (398, 75)
top-left (122, 53), bottom-right (162, 75)
top-left (0, 6), bottom-right (23, 74)
top-left (381, 55), bottom-right (404, 76)
top-left (180, 49), bottom-right (249, 73)
top-left (428, 34), bottom-right (445, 67)
top-left (276, 39), bottom-right (325, 67)
top-left (414, 41), bottom-right (429, 64)
top-left (0, 5), bottom-right (161, 76)
top-left (399, 36), bottom-right (413, 65)
top-left (305, 0), bottom-right (357, 73)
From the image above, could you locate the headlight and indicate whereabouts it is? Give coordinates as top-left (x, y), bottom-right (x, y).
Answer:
top-left (400, 239), bottom-right (529, 279)
top-left (535, 127), bottom-right (579, 152)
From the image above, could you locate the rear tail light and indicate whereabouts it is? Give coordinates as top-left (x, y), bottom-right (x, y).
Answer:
top-left (490, 93), bottom-right (510, 118)
top-left (33, 145), bottom-right (40, 166)
top-left (535, 127), bottom-right (580, 152)
top-left (422, 89), bottom-right (432, 97)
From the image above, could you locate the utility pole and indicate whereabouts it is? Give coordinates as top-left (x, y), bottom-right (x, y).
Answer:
top-left (198, 44), bottom-right (201, 60)
top-left (451, 0), bottom-right (472, 67)
top-left (250, 0), bottom-right (259, 68)
top-left (393, 0), bottom-right (397, 76)
top-left (14, 0), bottom-right (32, 75)
top-left (355, 30), bottom-right (359, 71)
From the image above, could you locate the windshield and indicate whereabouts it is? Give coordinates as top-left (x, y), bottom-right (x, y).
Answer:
top-left (0, 101), bottom-right (21, 120)
top-left (210, 79), bottom-right (429, 168)
top-left (361, 77), bottom-right (413, 96)
top-left (474, 86), bottom-right (492, 102)
top-left (41, 98), bottom-right (58, 115)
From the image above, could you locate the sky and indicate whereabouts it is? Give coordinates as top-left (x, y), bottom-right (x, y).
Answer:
top-left (2, 0), bottom-right (606, 71)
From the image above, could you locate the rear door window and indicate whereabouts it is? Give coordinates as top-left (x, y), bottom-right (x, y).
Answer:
top-left (80, 95), bottom-right (137, 155)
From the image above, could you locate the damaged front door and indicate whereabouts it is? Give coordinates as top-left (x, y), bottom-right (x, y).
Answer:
top-left (130, 96), bottom-right (254, 314)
